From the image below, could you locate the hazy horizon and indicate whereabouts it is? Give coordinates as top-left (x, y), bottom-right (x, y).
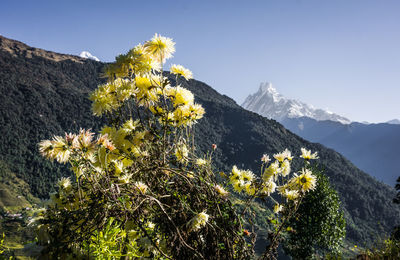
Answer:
top-left (1, 0), bottom-right (399, 123)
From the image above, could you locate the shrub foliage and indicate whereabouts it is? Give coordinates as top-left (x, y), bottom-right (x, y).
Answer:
top-left (33, 34), bottom-right (341, 259)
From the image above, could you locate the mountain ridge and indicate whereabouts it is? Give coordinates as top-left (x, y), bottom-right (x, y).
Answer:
top-left (0, 35), bottom-right (399, 246)
top-left (242, 82), bottom-right (352, 124)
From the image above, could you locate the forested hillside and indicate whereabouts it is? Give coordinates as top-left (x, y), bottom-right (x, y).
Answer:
top-left (0, 35), bottom-right (399, 246)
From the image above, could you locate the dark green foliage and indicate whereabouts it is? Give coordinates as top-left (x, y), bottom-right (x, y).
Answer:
top-left (0, 35), bottom-right (399, 248)
top-left (393, 176), bottom-right (400, 204)
top-left (283, 168), bottom-right (346, 259)
top-left (0, 36), bottom-right (106, 199)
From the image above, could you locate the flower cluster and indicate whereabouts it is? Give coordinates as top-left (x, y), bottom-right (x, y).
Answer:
top-left (36, 34), bottom-right (252, 259)
top-left (229, 148), bottom-right (318, 202)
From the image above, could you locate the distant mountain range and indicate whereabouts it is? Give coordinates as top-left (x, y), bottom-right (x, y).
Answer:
top-left (1, 35), bottom-right (399, 247)
top-left (387, 119), bottom-right (400, 125)
top-left (243, 83), bottom-right (400, 185)
top-left (242, 82), bottom-right (351, 124)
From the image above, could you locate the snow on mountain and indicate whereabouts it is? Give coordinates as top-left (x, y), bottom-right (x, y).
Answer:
top-left (79, 51), bottom-right (100, 61)
top-left (242, 82), bottom-right (351, 124)
top-left (386, 119), bottom-right (400, 124)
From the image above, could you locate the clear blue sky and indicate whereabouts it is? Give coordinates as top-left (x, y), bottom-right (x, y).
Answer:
top-left (1, 0), bottom-right (399, 123)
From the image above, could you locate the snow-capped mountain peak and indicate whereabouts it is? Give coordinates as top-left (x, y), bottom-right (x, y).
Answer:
top-left (386, 119), bottom-right (400, 125)
top-left (242, 82), bottom-right (351, 124)
top-left (79, 51), bottom-right (100, 61)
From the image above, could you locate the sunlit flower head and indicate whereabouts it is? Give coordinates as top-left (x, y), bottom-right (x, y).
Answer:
top-left (282, 148), bottom-right (293, 161)
top-left (281, 159), bottom-right (291, 177)
top-left (261, 154), bottom-right (270, 163)
top-left (97, 134), bottom-right (115, 151)
top-left (169, 86), bottom-right (194, 106)
top-left (58, 177), bottom-right (71, 191)
top-left (175, 143), bottom-right (189, 162)
top-left (39, 140), bottom-right (54, 160)
top-left (274, 203), bottom-right (283, 214)
top-left (241, 170), bottom-right (255, 182)
top-left (188, 210), bottom-right (209, 232)
top-left (52, 136), bottom-right (71, 163)
top-left (74, 129), bottom-right (96, 158)
top-left (300, 148), bottom-right (319, 160)
top-left (283, 189), bottom-right (300, 200)
top-left (127, 43), bottom-right (160, 74)
top-left (170, 64), bottom-right (193, 80)
top-left (143, 34), bottom-right (175, 63)
top-left (214, 184), bottom-right (229, 197)
top-left (274, 148), bottom-right (292, 162)
top-left (232, 179), bottom-right (245, 193)
top-left (230, 165), bottom-right (242, 181)
top-left (188, 103), bottom-right (205, 121)
top-left (261, 180), bottom-right (276, 196)
top-left (119, 174), bottom-right (132, 184)
top-left (134, 181), bottom-right (148, 194)
top-left (244, 182), bottom-right (256, 195)
top-left (195, 158), bottom-right (207, 166)
top-left (293, 168), bottom-right (317, 192)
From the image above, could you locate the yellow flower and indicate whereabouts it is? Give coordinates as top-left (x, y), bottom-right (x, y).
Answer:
top-left (292, 168), bottom-right (317, 192)
top-left (274, 203), bottom-right (283, 214)
top-left (127, 43), bottom-right (159, 74)
top-left (244, 182), bottom-right (256, 195)
top-left (241, 170), bottom-right (255, 182)
top-left (300, 148), bottom-right (319, 160)
top-left (169, 86), bottom-right (194, 106)
top-left (274, 149), bottom-right (293, 162)
top-left (135, 76), bottom-right (159, 105)
top-left (74, 129), bottom-right (96, 159)
top-left (175, 143), bottom-right (189, 162)
top-left (230, 165), bottom-right (242, 182)
top-left (232, 180), bottom-right (245, 193)
top-left (143, 33), bottom-right (175, 64)
top-left (170, 64), bottom-right (193, 80)
top-left (188, 103), bottom-right (205, 120)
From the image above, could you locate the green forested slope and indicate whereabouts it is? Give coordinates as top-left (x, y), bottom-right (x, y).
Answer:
top-left (0, 35), bottom-right (398, 246)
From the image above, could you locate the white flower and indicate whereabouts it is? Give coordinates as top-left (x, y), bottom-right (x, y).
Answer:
top-left (261, 154), bottom-right (270, 163)
top-left (58, 177), bottom-right (71, 191)
top-left (134, 181), bottom-right (148, 194)
top-left (261, 180), bottom-right (277, 196)
top-left (300, 148), bottom-right (319, 160)
top-left (214, 184), bottom-right (229, 197)
top-left (280, 159), bottom-right (291, 177)
top-left (195, 158), bottom-right (207, 166)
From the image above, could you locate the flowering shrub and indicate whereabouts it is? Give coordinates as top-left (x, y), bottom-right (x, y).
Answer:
top-left (228, 148), bottom-right (319, 259)
top-left (35, 34), bottom-right (320, 259)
